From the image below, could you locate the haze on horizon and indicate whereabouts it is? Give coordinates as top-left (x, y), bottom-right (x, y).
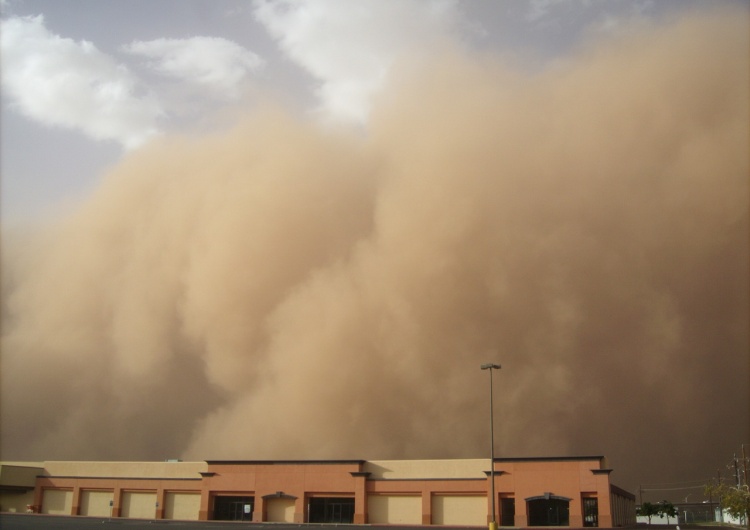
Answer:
top-left (1, 0), bottom-right (748, 497)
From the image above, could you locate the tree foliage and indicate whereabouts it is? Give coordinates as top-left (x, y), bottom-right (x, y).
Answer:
top-left (705, 480), bottom-right (750, 523)
top-left (637, 500), bottom-right (679, 525)
top-left (637, 502), bottom-right (659, 524)
top-left (656, 500), bottom-right (678, 524)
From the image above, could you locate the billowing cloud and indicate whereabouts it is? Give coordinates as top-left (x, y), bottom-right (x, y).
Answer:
top-left (0, 5), bottom-right (747, 496)
top-left (0, 15), bottom-right (163, 149)
top-left (252, 0), bottom-right (459, 124)
top-left (122, 37), bottom-right (264, 100)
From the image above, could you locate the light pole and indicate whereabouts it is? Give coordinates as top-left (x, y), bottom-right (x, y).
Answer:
top-left (481, 363), bottom-right (501, 530)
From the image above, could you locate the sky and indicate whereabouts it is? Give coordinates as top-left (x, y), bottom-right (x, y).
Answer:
top-left (1, 0), bottom-right (748, 498)
top-left (3, 0), bottom-right (729, 223)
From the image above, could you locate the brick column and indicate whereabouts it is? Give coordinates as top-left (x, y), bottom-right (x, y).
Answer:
top-left (294, 496), bottom-right (305, 523)
top-left (112, 485), bottom-right (122, 518)
top-left (422, 489), bottom-right (432, 525)
top-left (71, 485), bottom-right (81, 515)
top-left (351, 471), bottom-right (370, 524)
top-left (198, 492), bottom-right (210, 520)
top-left (593, 469), bottom-right (614, 528)
top-left (569, 506), bottom-right (584, 527)
top-left (198, 472), bottom-right (215, 520)
top-left (253, 495), bottom-right (266, 522)
top-left (515, 499), bottom-right (528, 528)
top-left (32, 485), bottom-right (43, 513)
top-left (155, 487), bottom-right (165, 519)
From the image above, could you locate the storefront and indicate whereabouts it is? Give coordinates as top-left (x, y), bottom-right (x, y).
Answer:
top-left (1, 457), bottom-right (636, 527)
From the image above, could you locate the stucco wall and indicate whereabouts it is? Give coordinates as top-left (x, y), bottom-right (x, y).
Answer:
top-left (79, 490), bottom-right (113, 517)
top-left (432, 495), bottom-right (486, 525)
top-left (0, 464), bottom-right (44, 487)
top-left (41, 489), bottom-right (72, 514)
top-left (368, 494), bottom-right (422, 524)
top-left (0, 463), bottom-right (43, 513)
top-left (121, 491), bottom-right (157, 519)
top-left (42, 461), bottom-right (206, 479)
top-left (164, 491), bottom-right (200, 520)
top-left (0, 490), bottom-right (35, 513)
top-left (366, 459), bottom-right (487, 479)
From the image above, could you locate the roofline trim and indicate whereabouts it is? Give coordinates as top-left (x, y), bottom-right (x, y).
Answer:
top-left (205, 460), bottom-right (366, 465)
top-left (39, 475), bottom-right (202, 481)
top-left (494, 456), bottom-right (605, 463)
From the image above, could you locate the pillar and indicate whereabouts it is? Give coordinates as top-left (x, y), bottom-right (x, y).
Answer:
top-left (351, 471), bottom-right (369, 524)
top-left (71, 485), bottom-right (81, 515)
top-left (32, 484), bottom-right (43, 513)
top-left (569, 503), bottom-right (584, 527)
top-left (422, 490), bottom-right (432, 525)
top-left (514, 500), bottom-right (528, 528)
top-left (198, 491), bottom-right (210, 521)
top-left (112, 485), bottom-right (122, 518)
top-left (294, 496), bottom-right (305, 523)
top-left (253, 496), bottom-right (266, 522)
top-left (155, 487), bottom-right (165, 519)
top-left (593, 470), bottom-right (613, 528)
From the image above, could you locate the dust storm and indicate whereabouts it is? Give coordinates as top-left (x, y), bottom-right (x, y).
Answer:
top-left (1, 6), bottom-right (747, 492)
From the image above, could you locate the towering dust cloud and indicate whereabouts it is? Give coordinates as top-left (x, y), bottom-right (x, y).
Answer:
top-left (1, 7), bottom-right (747, 492)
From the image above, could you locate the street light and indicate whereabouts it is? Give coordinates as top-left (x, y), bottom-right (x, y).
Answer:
top-left (481, 363), bottom-right (501, 530)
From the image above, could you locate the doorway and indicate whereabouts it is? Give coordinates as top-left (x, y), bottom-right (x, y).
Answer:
top-left (583, 497), bottom-right (599, 527)
top-left (501, 497), bottom-right (516, 526)
top-left (213, 495), bottom-right (254, 521)
top-left (308, 497), bottom-right (354, 523)
top-left (527, 496), bottom-right (570, 526)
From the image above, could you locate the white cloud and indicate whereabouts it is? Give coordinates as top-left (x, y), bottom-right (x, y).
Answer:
top-left (122, 37), bottom-right (264, 100)
top-left (0, 15), bottom-right (163, 150)
top-left (253, 0), bottom-right (459, 124)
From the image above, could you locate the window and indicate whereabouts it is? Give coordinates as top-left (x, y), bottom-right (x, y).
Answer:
top-left (213, 496), bottom-right (254, 521)
top-left (308, 497), bottom-right (354, 523)
top-left (527, 497), bottom-right (570, 526)
top-left (583, 497), bottom-right (599, 527)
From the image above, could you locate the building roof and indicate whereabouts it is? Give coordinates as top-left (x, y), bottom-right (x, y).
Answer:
top-left (494, 456), bottom-right (605, 462)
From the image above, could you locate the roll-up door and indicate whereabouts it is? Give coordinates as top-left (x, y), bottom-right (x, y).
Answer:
top-left (368, 495), bottom-right (421, 524)
top-left (80, 490), bottom-right (113, 517)
top-left (164, 492), bottom-right (200, 520)
top-left (121, 491), bottom-right (157, 519)
top-left (432, 495), bottom-right (486, 525)
top-left (42, 489), bottom-right (72, 515)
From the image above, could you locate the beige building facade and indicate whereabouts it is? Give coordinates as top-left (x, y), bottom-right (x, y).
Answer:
top-left (1, 457), bottom-right (636, 527)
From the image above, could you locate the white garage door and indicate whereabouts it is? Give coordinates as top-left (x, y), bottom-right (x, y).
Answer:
top-left (432, 495), bottom-right (486, 525)
top-left (80, 490), bottom-right (113, 517)
top-left (42, 489), bottom-right (72, 515)
top-left (121, 491), bottom-right (157, 519)
top-left (164, 492), bottom-right (200, 520)
top-left (368, 495), bottom-right (421, 524)
top-left (267, 497), bottom-right (295, 522)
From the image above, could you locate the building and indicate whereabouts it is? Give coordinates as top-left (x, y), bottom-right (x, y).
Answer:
top-left (0, 456), bottom-right (636, 527)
